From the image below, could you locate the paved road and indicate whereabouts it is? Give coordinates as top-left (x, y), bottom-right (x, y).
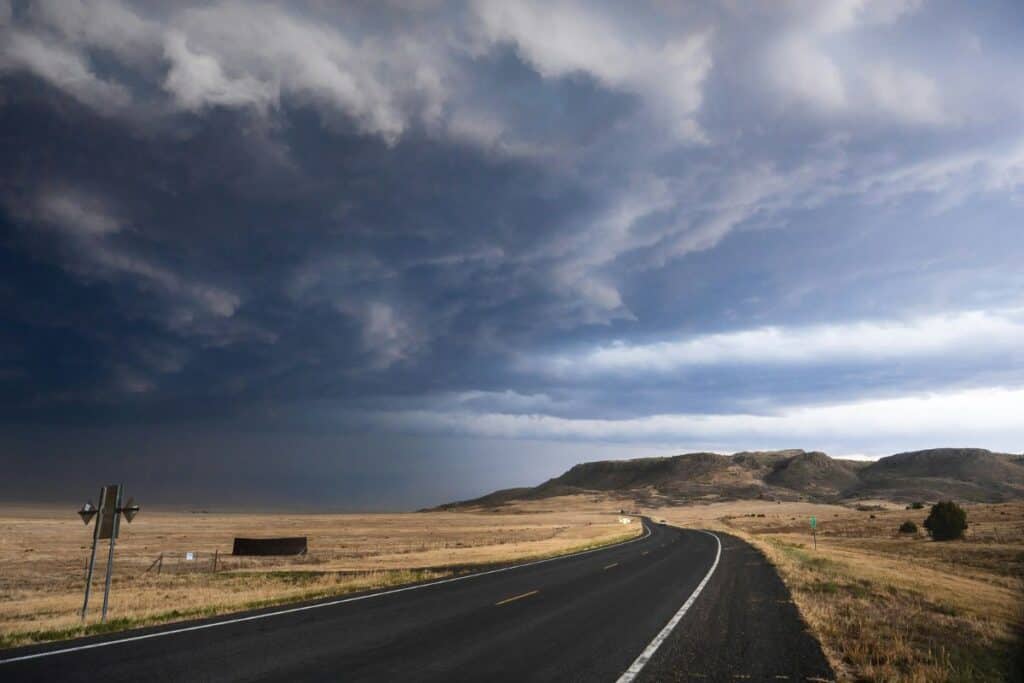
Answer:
top-left (0, 519), bottom-right (833, 682)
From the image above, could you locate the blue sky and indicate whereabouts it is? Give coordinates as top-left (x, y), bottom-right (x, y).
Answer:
top-left (1, 1), bottom-right (1022, 508)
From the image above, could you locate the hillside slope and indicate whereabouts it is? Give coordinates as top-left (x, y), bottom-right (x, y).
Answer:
top-left (438, 448), bottom-right (1024, 509)
top-left (855, 448), bottom-right (1024, 502)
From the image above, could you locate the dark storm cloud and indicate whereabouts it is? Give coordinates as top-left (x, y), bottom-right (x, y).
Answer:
top-left (1, 1), bottom-right (1023, 506)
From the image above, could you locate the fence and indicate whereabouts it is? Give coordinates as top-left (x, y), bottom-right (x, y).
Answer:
top-left (143, 549), bottom-right (222, 574)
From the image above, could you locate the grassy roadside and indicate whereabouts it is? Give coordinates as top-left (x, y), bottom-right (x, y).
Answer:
top-left (752, 535), bottom-right (1022, 682)
top-left (0, 568), bottom-right (450, 650)
top-left (681, 503), bottom-right (1024, 682)
top-left (0, 524), bottom-right (641, 650)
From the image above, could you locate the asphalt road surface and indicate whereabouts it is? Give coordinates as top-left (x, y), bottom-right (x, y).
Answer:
top-left (1, 519), bottom-right (834, 682)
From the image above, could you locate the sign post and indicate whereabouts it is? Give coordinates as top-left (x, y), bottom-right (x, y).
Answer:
top-left (100, 484), bottom-right (124, 623)
top-left (79, 499), bottom-right (100, 621)
top-left (810, 516), bottom-right (817, 550)
top-left (78, 484), bottom-right (140, 623)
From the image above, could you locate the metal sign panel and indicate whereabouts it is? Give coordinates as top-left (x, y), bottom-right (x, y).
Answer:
top-left (97, 485), bottom-right (120, 539)
top-left (121, 497), bottom-right (139, 523)
top-left (810, 516), bottom-right (817, 529)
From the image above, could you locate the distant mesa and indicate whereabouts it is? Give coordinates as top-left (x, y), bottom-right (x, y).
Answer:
top-left (435, 448), bottom-right (1024, 509)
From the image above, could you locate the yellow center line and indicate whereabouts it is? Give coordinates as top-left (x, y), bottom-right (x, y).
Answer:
top-left (494, 589), bottom-right (539, 606)
top-left (604, 562), bottom-right (619, 570)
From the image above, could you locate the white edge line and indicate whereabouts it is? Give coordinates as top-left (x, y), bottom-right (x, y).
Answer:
top-left (616, 529), bottom-right (721, 683)
top-left (0, 521), bottom-right (652, 665)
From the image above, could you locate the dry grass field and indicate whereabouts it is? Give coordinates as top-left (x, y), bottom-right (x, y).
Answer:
top-left (652, 499), bottom-right (1024, 682)
top-left (0, 503), bottom-right (639, 649)
top-left (3, 494), bottom-right (1021, 682)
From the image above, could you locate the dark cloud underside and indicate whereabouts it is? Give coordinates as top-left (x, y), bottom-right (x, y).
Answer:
top-left (1, 0), bottom-right (1022, 508)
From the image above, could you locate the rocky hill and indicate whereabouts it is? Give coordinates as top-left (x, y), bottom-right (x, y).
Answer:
top-left (855, 448), bottom-right (1024, 502)
top-left (437, 448), bottom-right (1024, 509)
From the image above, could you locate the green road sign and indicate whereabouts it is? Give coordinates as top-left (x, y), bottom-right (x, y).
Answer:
top-left (810, 516), bottom-right (817, 529)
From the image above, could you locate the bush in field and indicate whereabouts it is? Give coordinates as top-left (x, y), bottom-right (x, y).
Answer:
top-left (898, 520), bottom-right (918, 534)
top-left (923, 501), bottom-right (968, 541)
top-left (908, 501), bottom-right (925, 510)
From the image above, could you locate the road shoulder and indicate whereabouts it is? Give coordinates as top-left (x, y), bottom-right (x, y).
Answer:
top-left (636, 530), bottom-right (835, 682)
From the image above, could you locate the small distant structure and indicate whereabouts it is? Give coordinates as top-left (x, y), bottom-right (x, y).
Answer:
top-left (232, 537), bottom-right (308, 556)
top-left (618, 516), bottom-right (632, 525)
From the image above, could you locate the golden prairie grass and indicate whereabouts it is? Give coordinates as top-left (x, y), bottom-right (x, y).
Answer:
top-left (0, 503), bottom-right (639, 648)
top-left (5, 493), bottom-right (1020, 681)
top-left (654, 500), bottom-right (1024, 682)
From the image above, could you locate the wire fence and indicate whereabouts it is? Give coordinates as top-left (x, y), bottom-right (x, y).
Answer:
top-left (142, 550), bottom-right (223, 574)
top-left (136, 549), bottom-right (323, 574)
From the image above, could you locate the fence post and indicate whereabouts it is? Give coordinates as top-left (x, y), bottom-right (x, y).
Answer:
top-left (212, 549), bottom-right (219, 573)
top-left (145, 554), bottom-right (163, 574)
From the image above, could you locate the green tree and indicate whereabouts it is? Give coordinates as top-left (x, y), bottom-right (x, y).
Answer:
top-left (898, 520), bottom-right (918, 534)
top-left (923, 501), bottom-right (968, 541)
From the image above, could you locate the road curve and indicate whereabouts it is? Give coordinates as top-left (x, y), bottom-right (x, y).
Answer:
top-left (0, 519), bottom-right (833, 682)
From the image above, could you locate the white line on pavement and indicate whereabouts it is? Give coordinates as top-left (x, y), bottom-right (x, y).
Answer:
top-left (1, 521), bottom-right (653, 665)
top-left (616, 529), bottom-right (722, 683)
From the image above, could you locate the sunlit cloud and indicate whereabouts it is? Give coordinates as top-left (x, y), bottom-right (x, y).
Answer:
top-left (531, 309), bottom-right (1024, 377)
top-left (377, 386), bottom-right (1024, 454)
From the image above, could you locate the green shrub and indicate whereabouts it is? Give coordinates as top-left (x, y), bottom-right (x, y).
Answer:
top-left (923, 501), bottom-right (968, 541)
top-left (909, 501), bottom-right (925, 510)
top-left (899, 520), bottom-right (918, 534)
